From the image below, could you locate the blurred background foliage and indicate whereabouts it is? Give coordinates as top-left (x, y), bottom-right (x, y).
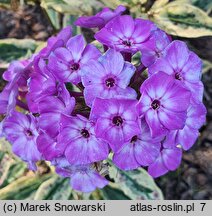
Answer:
top-left (0, 0), bottom-right (212, 200)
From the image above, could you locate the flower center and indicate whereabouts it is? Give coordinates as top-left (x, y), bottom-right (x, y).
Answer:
top-left (112, 116), bottom-right (123, 126)
top-left (175, 72), bottom-right (182, 80)
top-left (151, 99), bottom-right (161, 110)
top-left (70, 63), bottom-right (80, 71)
top-left (26, 129), bottom-right (33, 137)
top-left (80, 129), bottom-right (90, 138)
top-left (130, 135), bottom-right (138, 143)
top-left (105, 78), bottom-right (115, 88)
top-left (122, 40), bottom-right (132, 47)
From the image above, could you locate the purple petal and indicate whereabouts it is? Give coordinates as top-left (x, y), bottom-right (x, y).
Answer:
top-left (140, 71), bottom-right (174, 98)
top-left (145, 109), bottom-right (168, 137)
top-left (116, 62), bottom-right (135, 88)
top-left (70, 171), bottom-right (96, 192)
top-left (162, 81), bottom-right (191, 112)
top-left (133, 19), bottom-right (156, 43)
top-left (95, 28), bottom-right (119, 46)
top-left (182, 52), bottom-right (202, 83)
top-left (75, 16), bottom-right (104, 28)
top-left (113, 142), bottom-right (140, 170)
top-left (148, 154), bottom-right (168, 178)
top-left (186, 102), bottom-right (206, 129)
top-left (70, 168), bottom-right (108, 192)
top-left (39, 113), bottom-right (61, 138)
top-left (162, 147), bottom-right (182, 171)
top-left (53, 47), bottom-right (73, 62)
top-left (80, 44), bottom-right (101, 65)
top-left (184, 80), bottom-right (204, 102)
top-left (158, 108), bottom-right (187, 130)
top-left (81, 60), bottom-right (106, 86)
top-left (37, 132), bottom-right (62, 160)
top-left (99, 49), bottom-right (124, 75)
top-left (83, 84), bottom-right (105, 107)
top-left (65, 136), bottom-right (108, 165)
top-left (66, 35), bottom-right (85, 61)
top-left (110, 15), bottom-right (135, 38)
top-left (148, 58), bottom-right (174, 76)
top-left (165, 40), bottom-right (190, 70)
top-left (134, 141), bottom-right (161, 166)
top-left (176, 126), bottom-right (199, 150)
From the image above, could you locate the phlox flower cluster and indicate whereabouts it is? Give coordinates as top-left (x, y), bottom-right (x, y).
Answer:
top-left (0, 5), bottom-right (206, 192)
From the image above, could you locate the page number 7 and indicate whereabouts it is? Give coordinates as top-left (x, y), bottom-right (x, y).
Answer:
top-left (200, 203), bottom-right (206, 211)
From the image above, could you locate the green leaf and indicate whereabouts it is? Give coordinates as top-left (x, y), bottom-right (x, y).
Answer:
top-left (40, 0), bottom-right (103, 15)
top-left (0, 173), bottom-right (53, 200)
top-left (100, 185), bottom-right (131, 200)
top-left (149, 1), bottom-right (212, 38)
top-left (0, 38), bottom-right (42, 69)
top-left (108, 163), bottom-right (163, 200)
top-left (178, 0), bottom-right (212, 13)
top-left (34, 176), bottom-right (72, 200)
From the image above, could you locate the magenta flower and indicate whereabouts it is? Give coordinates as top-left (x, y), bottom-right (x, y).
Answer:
top-left (90, 98), bottom-right (141, 152)
top-left (113, 118), bottom-right (161, 170)
top-left (54, 160), bottom-right (108, 193)
top-left (167, 100), bottom-right (206, 151)
top-left (48, 35), bottom-right (101, 84)
top-left (137, 72), bottom-right (191, 137)
top-left (3, 111), bottom-right (41, 170)
top-left (149, 40), bottom-right (203, 102)
top-left (69, 165), bottom-right (108, 192)
top-left (82, 49), bottom-right (137, 107)
top-left (27, 74), bottom-right (56, 113)
top-left (0, 84), bottom-right (18, 114)
top-left (95, 15), bottom-right (156, 53)
top-left (148, 138), bottom-right (182, 178)
top-left (75, 5), bottom-right (126, 29)
top-left (38, 93), bottom-right (75, 138)
top-left (37, 132), bottom-right (62, 161)
top-left (27, 58), bottom-right (68, 114)
top-left (140, 29), bottom-right (171, 67)
top-left (57, 114), bottom-right (109, 165)
top-left (39, 26), bottom-right (72, 58)
top-left (0, 10), bottom-right (207, 191)
top-left (3, 59), bottom-right (32, 90)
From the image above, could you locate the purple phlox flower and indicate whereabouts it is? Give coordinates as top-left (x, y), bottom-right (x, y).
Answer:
top-left (148, 137), bottom-right (182, 178)
top-left (54, 158), bottom-right (108, 193)
top-left (75, 5), bottom-right (126, 29)
top-left (39, 26), bottom-right (72, 58)
top-left (140, 29), bottom-right (171, 67)
top-left (137, 71), bottom-right (191, 138)
top-left (0, 121), bottom-right (4, 137)
top-left (57, 114), bottom-right (109, 165)
top-left (0, 84), bottom-right (18, 115)
top-left (166, 100), bottom-right (206, 151)
top-left (113, 118), bottom-right (161, 170)
top-left (149, 40), bottom-right (203, 102)
top-left (38, 92), bottom-right (75, 138)
top-left (95, 15), bottom-right (157, 53)
top-left (3, 59), bottom-right (33, 91)
top-left (81, 49), bottom-right (137, 107)
top-left (90, 98), bottom-right (141, 152)
top-left (48, 34), bottom-right (101, 84)
top-left (3, 111), bottom-right (41, 170)
top-left (27, 57), bottom-right (66, 113)
top-left (37, 131), bottom-right (62, 161)
top-left (26, 73), bottom-right (56, 113)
